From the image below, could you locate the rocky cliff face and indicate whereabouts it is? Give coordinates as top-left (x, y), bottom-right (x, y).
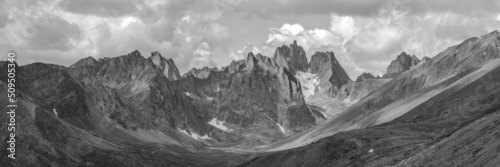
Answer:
top-left (183, 67), bottom-right (219, 79)
top-left (171, 52), bottom-right (318, 147)
top-left (309, 51), bottom-right (351, 95)
top-left (12, 63), bottom-right (89, 118)
top-left (237, 30), bottom-right (500, 167)
top-left (221, 59), bottom-right (246, 74)
top-left (384, 52), bottom-right (417, 78)
top-left (149, 51), bottom-right (181, 81)
top-left (272, 40), bottom-right (309, 74)
top-left (65, 51), bottom-right (215, 144)
top-left (411, 55), bottom-right (420, 66)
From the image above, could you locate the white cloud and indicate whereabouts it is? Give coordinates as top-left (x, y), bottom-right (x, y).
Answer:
top-left (280, 23), bottom-right (305, 36)
top-left (264, 23), bottom-right (342, 57)
top-left (120, 16), bottom-right (141, 28)
top-left (230, 43), bottom-right (262, 60)
top-left (330, 15), bottom-right (360, 42)
top-left (190, 41), bottom-right (217, 68)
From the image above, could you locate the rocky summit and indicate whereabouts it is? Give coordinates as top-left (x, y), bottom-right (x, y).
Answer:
top-left (355, 72), bottom-right (375, 82)
top-left (1, 30), bottom-right (500, 167)
top-left (384, 52), bottom-right (419, 78)
top-left (273, 40), bottom-right (309, 74)
top-left (149, 51), bottom-right (181, 81)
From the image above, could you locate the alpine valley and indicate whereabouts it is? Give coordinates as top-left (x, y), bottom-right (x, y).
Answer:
top-left (1, 30), bottom-right (500, 167)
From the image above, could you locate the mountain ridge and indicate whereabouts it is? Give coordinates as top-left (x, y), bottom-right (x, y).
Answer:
top-left (1, 30), bottom-right (499, 167)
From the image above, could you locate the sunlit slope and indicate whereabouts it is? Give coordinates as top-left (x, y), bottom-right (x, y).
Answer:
top-left (238, 51), bottom-right (500, 167)
top-left (263, 30), bottom-right (500, 151)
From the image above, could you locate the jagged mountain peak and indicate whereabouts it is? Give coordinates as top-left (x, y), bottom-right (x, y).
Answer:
top-left (221, 59), bottom-right (246, 74)
top-left (183, 66), bottom-right (219, 79)
top-left (70, 56), bottom-right (99, 69)
top-left (411, 55), bottom-right (420, 66)
top-left (309, 51), bottom-right (340, 73)
top-left (397, 51), bottom-right (411, 59)
top-left (148, 51), bottom-right (181, 81)
top-left (246, 52), bottom-right (281, 74)
top-left (308, 51), bottom-right (351, 94)
top-left (356, 72), bottom-right (375, 82)
top-left (383, 51), bottom-right (416, 78)
top-left (273, 40), bottom-right (309, 73)
top-left (129, 50), bottom-right (143, 58)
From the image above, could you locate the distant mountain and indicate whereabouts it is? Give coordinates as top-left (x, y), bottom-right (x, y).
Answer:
top-left (383, 52), bottom-right (416, 78)
top-left (2, 30), bottom-right (498, 167)
top-left (355, 72), bottom-right (375, 82)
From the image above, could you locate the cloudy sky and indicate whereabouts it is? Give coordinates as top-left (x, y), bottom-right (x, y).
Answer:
top-left (1, 0), bottom-right (499, 78)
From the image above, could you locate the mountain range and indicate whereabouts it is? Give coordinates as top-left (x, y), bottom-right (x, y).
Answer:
top-left (1, 30), bottom-right (499, 166)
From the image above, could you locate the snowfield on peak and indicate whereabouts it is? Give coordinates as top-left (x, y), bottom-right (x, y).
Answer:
top-left (295, 71), bottom-right (319, 98)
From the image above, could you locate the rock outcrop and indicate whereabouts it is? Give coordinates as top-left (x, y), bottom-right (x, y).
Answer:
top-left (420, 56), bottom-right (430, 64)
top-left (183, 67), bottom-right (219, 79)
top-left (272, 40), bottom-right (309, 74)
top-left (309, 51), bottom-right (351, 94)
top-left (355, 72), bottom-right (375, 82)
top-left (383, 52), bottom-right (415, 78)
top-left (411, 55), bottom-right (420, 66)
top-left (148, 51), bottom-right (181, 81)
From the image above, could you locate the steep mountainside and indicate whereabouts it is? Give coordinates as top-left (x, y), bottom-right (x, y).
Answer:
top-left (149, 51), bottom-right (181, 81)
top-left (171, 53), bottom-right (319, 147)
top-left (240, 57), bottom-right (500, 166)
top-left (2, 30), bottom-right (498, 167)
top-left (308, 51), bottom-right (351, 94)
top-left (383, 52), bottom-right (417, 78)
top-left (272, 40), bottom-right (309, 74)
top-left (273, 42), bottom-right (386, 121)
top-left (240, 30), bottom-right (500, 154)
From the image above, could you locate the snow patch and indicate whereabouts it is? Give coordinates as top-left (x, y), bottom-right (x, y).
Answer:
top-left (183, 92), bottom-right (196, 98)
top-left (178, 128), bottom-right (211, 140)
top-left (53, 109), bottom-right (58, 117)
top-left (295, 71), bottom-right (320, 98)
top-left (342, 98), bottom-right (358, 106)
top-left (277, 123), bottom-right (286, 133)
top-left (200, 91), bottom-right (215, 101)
top-left (208, 118), bottom-right (233, 132)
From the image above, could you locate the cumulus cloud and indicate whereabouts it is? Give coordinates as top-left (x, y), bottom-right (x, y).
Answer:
top-left (264, 23), bottom-right (342, 57)
top-left (329, 15), bottom-right (360, 42)
top-left (190, 41), bottom-right (216, 68)
top-left (229, 43), bottom-right (262, 60)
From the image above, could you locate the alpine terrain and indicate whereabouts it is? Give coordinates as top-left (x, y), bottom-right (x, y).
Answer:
top-left (1, 30), bottom-right (499, 167)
